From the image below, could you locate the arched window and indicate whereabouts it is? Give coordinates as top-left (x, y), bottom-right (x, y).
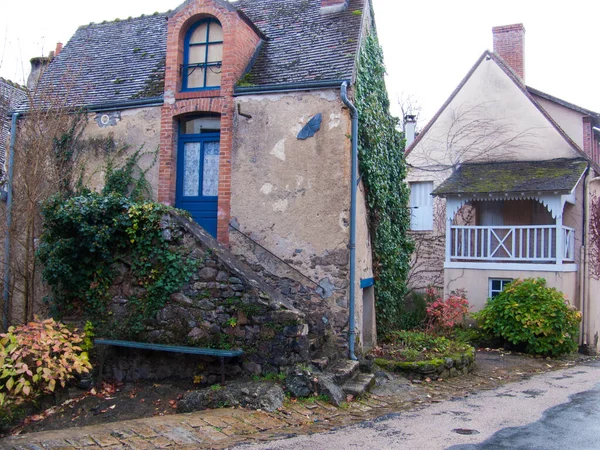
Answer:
top-left (183, 19), bottom-right (223, 90)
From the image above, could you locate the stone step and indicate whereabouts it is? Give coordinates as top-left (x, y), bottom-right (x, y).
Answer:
top-left (327, 359), bottom-right (360, 385)
top-left (342, 373), bottom-right (376, 398)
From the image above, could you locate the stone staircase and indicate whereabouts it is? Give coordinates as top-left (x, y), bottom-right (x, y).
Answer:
top-left (316, 359), bottom-right (375, 405)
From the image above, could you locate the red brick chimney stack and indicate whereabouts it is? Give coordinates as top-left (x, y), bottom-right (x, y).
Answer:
top-left (492, 23), bottom-right (525, 81)
top-left (55, 42), bottom-right (63, 57)
top-left (321, 0), bottom-right (349, 14)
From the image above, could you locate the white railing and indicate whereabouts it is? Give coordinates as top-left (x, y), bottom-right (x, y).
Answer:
top-left (449, 225), bottom-right (576, 263)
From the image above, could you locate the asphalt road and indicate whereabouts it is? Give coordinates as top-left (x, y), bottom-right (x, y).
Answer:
top-left (239, 360), bottom-right (600, 449)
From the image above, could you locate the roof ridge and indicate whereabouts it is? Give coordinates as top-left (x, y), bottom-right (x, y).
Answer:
top-left (458, 157), bottom-right (587, 167)
top-left (526, 86), bottom-right (600, 118)
top-left (489, 52), bottom-right (600, 173)
top-left (77, 11), bottom-right (169, 30)
top-left (0, 77), bottom-right (26, 91)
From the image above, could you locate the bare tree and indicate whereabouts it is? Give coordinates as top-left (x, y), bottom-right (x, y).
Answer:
top-left (397, 92), bottom-right (422, 134)
top-left (1, 79), bottom-right (87, 325)
top-left (408, 101), bottom-right (536, 173)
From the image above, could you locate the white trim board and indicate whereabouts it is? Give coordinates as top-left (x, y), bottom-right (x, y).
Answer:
top-left (444, 262), bottom-right (578, 272)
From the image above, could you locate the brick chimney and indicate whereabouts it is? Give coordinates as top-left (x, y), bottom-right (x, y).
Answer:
top-left (492, 24), bottom-right (525, 81)
top-left (55, 42), bottom-right (63, 57)
top-left (321, 0), bottom-right (349, 14)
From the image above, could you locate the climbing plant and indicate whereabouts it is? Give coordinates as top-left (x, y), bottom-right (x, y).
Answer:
top-left (37, 152), bottom-right (197, 337)
top-left (355, 31), bottom-right (414, 337)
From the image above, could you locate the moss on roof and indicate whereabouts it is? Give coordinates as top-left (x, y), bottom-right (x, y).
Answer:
top-left (433, 159), bottom-right (588, 197)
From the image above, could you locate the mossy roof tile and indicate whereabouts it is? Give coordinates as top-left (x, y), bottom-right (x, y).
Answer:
top-left (433, 158), bottom-right (588, 197)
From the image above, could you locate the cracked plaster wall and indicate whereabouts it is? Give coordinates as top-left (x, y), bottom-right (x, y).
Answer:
top-left (79, 107), bottom-right (161, 200)
top-left (231, 90), bottom-right (373, 350)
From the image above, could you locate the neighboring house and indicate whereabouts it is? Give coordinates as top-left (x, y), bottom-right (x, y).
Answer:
top-left (0, 78), bottom-right (27, 181)
top-left (15, 0), bottom-right (378, 353)
top-left (406, 24), bottom-right (600, 353)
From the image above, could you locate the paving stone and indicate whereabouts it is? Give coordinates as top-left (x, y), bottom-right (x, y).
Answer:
top-left (120, 437), bottom-right (154, 450)
top-left (159, 427), bottom-right (200, 445)
top-left (90, 434), bottom-right (121, 447)
top-left (64, 436), bottom-right (97, 448)
top-left (191, 425), bottom-right (228, 442)
top-left (234, 412), bottom-right (278, 431)
top-left (198, 416), bottom-right (231, 430)
top-left (130, 425), bottom-right (158, 439)
top-left (287, 404), bottom-right (316, 417)
top-left (146, 436), bottom-right (172, 449)
top-left (109, 429), bottom-right (137, 440)
top-left (181, 416), bottom-right (211, 429)
top-left (219, 416), bottom-right (258, 435)
top-left (39, 440), bottom-right (76, 450)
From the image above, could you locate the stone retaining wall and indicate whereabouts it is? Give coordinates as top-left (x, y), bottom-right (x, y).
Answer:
top-left (374, 348), bottom-right (476, 380)
top-left (100, 214), bottom-right (311, 383)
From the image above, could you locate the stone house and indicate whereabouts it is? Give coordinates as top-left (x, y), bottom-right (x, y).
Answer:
top-left (406, 24), bottom-right (600, 353)
top-left (10, 0), bottom-right (384, 365)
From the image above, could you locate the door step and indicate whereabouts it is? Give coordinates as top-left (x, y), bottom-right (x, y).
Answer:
top-left (342, 373), bottom-right (375, 398)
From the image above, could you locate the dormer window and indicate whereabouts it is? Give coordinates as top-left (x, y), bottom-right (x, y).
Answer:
top-left (183, 19), bottom-right (223, 90)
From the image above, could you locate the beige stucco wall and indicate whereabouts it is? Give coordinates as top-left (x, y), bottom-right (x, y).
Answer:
top-left (231, 90), bottom-right (374, 351)
top-left (533, 96), bottom-right (585, 149)
top-left (407, 57), bottom-right (582, 173)
top-left (78, 107), bottom-right (161, 200)
top-left (445, 268), bottom-right (578, 312)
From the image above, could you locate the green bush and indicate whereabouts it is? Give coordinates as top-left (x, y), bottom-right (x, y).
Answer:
top-left (474, 278), bottom-right (581, 356)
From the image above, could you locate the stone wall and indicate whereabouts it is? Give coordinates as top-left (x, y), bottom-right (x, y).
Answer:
top-left (100, 214), bottom-right (312, 383)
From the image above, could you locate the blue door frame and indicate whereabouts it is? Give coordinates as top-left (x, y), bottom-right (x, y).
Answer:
top-left (175, 132), bottom-right (220, 237)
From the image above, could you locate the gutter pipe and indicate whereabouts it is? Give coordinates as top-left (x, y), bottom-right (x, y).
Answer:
top-left (583, 165), bottom-right (600, 350)
top-left (340, 81), bottom-right (358, 361)
top-left (235, 79), bottom-right (348, 96)
top-left (3, 112), bottom-right (19, 331)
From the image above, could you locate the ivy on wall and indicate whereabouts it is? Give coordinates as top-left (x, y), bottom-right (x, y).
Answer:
top-left (37, 151), bottom-right (197, 338)
top-left (355, 32), bottom-right (414, 337)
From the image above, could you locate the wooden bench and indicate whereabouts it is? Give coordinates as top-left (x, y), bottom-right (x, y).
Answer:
top-left (94, 339), bottom-right (244, 384)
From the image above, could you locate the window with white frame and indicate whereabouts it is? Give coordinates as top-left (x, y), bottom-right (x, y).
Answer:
top-left (489, 278), bottom-right (513, 298)
top-left (409, 181), bottom-right (433, 230)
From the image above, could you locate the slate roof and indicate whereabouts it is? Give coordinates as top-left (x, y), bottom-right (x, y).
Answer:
top-left (29, 0), bottom-right (365, 109)
top-left (31, 13), bottom-right (168, 109)
top-left (432, 158), bottom-right (588, 197)
top-left (235, 0), bottom-right (364, 86)
top-left (1, 78), bottom-right (27, 170)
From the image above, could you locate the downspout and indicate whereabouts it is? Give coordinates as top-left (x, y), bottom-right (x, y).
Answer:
top-left (3, 112), bottom-right (19, 331)
top-left (583, 165), bottom-right (600, 350)
top-left (340, 81), bottom-right (358, 361)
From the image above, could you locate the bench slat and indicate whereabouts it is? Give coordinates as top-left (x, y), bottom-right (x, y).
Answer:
top-left (94, 339), bottom-right (244, 358)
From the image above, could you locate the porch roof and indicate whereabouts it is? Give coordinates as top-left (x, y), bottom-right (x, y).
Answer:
top-left (433, 158), bottom-right (588, 197)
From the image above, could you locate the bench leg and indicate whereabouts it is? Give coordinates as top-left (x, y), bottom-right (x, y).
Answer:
top-left (96, 345), bottom-right (107, 387)
top-left (220, 356), bottom-right (225, 385)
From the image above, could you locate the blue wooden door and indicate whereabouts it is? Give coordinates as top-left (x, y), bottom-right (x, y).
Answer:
top-left (176, 132), bottom-right (220, 237)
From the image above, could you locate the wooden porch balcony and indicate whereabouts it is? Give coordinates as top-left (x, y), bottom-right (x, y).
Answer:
top-left (447, 225), bottom-right (576, 266)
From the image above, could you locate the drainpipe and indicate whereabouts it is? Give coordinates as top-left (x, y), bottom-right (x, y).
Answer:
top-left (3, 113), bottom-right (19, 331)
top-left (340, 81), bottom-right (358, 361)
top-left (583, 165), bottom-right (600, 349)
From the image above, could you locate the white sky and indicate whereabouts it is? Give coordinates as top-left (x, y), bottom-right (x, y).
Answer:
top-left (1, 0), bottom-right (600, 125)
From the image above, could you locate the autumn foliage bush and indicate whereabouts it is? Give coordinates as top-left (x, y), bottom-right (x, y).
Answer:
top-left (0, 318), bottom-right (91, 407)
top-left (425, 288), bottom-right (470, 334)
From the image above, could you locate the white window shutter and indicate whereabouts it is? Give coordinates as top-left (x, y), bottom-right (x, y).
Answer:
top-left (410, 182), bottom-right (433, 230)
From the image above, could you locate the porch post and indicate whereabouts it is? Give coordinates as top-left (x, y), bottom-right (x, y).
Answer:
top-left (445, 201), bottom-right (453, 263)
top-left (555, 214), bottom-right (563, 265)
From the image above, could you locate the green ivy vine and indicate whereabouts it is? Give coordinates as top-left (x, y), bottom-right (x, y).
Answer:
top-left (355, 31), bottom-right (414, 337)
top-left (37, 150), bottom-right (197, 338)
